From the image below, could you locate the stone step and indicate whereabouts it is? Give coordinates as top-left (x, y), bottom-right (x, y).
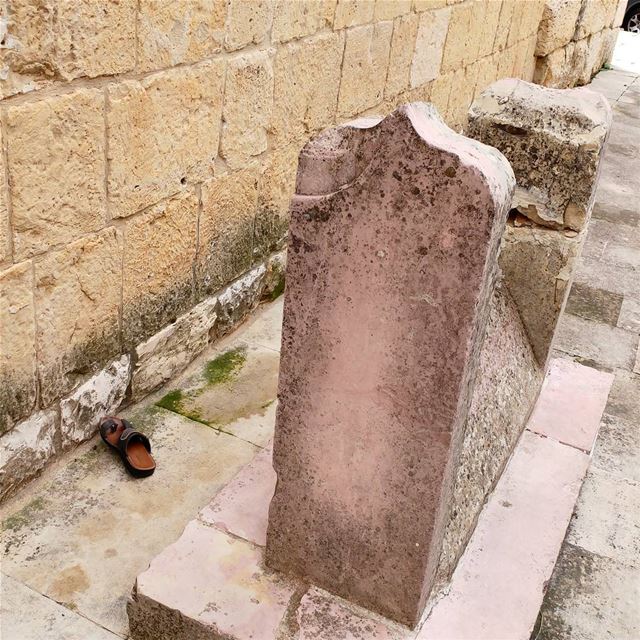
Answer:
top-left (127, 359), bottom-right (613, 640)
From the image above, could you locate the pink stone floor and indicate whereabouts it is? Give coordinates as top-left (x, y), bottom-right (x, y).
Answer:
top-left (130, 356), bottom-right (612, 640)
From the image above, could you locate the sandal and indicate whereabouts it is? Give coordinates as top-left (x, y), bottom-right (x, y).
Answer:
top-left (99, 416), bottom-right (156, 478)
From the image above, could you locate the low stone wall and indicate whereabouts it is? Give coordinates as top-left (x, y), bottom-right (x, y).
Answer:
top-left (535, 0), bottom-right (625, 87)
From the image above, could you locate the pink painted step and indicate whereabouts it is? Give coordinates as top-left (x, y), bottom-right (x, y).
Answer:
top-left (527, 358), bottom-right (614, 453)
top-left (417, 431), bottom-right (589, 640)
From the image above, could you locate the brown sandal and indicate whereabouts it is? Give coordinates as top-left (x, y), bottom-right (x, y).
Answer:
top-left (99, 416), bottom-right (156, 478)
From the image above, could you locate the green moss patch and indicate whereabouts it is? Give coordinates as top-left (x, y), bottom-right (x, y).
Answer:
top-left (2, 496), bottom-right (47, 533)
top-left (203, 346), bottom-right (247, 386)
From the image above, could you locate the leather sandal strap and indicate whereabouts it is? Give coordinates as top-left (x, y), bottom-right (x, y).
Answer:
top-left (117, 427), bottom-right (151, 457)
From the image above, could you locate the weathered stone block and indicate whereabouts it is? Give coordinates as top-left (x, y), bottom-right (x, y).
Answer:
top-left (271, 0), bottom-right (330, 42)
top-left (122, 191), bottom-right (198, 348)
top-left (137, 0), bottom-right (226, 71)
top-left (468, 78), bottom-right (612, 231)
top-left (60, 355), bottom-right (130, 448)
top-left (262, 250), bottom-right (287, 300)
top-left (0, 121), bottom-right (11, 265)
top-left (197, 169), bottom-right (258, 297)
top-left (107, 61), bottom-right (224, 218)
top-left (413, 0), bottom-right (447, 10)
top-left (266, 104), bottom-right (515, 626)
top-left (478, 0), bottom-right (503, 58)
top-left (494, 0), bottom-right (515, 52)
top-left (255, 146), bottom-right (299, 258)
top-left (0, 262), bottom-right (36, 434)
top-left (374, 0), bottom-right (412, 20)
top-left (0, 409), bottom-right (58, 501)
top-left (500, 222), bottom-right (583, 365)
top-left (131, 297), bottom-right (217, 401)
top-left (55, 0), bottom-right (136, 78)
top-left (271, 32), bottom-right (344, 145)
top-left (337, 23), bottom-right (393, 118)
top-left (441, 1), bottom-right (472, 72)
top-left (225, 0), bottom-right (273, 51)
top-left (574, 0), bottom-right (612, 39)
top-left (385, 13), bottom-right (419, 97)
top-left (221, 51), bottom-right (274, 170)
top-left (535, 0), bottom-right (583, 56)
top-left (410, 8), bottom-right (450, 88)
top-left (534, 41), bottom-right (577, 87)
top-left (6, 88), bottom-right (106, 260)
top-left (333, 0), bottom-right (375, 27)
top-left (35, 229), bottom-right (122, 406)
top-left (216, 265), bottom-right (266, 337)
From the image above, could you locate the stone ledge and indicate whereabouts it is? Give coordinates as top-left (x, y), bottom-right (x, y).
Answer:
top-left (127, 358), bottom-right (612, 640)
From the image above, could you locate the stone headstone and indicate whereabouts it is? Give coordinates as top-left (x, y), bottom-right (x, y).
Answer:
top-left (467, 78), bottom-right (612, 364)
top-left (265, 103), bottom-right (515, 626)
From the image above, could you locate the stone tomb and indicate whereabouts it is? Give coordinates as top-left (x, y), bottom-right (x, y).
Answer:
top-left (265, 103), bottom-right (516, 626)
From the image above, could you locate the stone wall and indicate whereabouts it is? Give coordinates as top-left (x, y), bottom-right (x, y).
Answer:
top-left (0, 0), bottom-right (618, 499)
top-left (535, 0), bottom-right (625, 87)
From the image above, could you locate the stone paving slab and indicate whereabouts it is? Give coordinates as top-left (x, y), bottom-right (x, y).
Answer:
top-left (538, 543), bottom-right (640, 640)
top-left (2, 574), bottom-right (121, 640)
top-left (567, 468), bottom-right (640, 567)
top-left (554, 313), bottom-right (639, 371)
top-left (527, 359), bottom-right (614, 453)
top-left (0, 299), bottom-right (284, 639)
top-left (592, 413), bottom-right (640, 483)
top-left (417, 431), bottom-right (589, 640)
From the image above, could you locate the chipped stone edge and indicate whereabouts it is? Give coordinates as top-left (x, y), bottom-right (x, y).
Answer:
top-left (0, 250), bottom-right (286, 503)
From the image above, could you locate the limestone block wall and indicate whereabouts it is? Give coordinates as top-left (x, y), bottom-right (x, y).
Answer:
top-left (535, 0), bottom-right (626, 87)
top-left (0, 0), bottom-right (609, 499)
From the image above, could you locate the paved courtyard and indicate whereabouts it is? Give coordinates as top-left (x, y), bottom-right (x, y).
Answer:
top-left (1, 69), bottom-right (639, 640)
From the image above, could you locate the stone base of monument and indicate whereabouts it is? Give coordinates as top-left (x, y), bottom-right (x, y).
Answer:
top-left (127, 358), bottom-right (613, 640)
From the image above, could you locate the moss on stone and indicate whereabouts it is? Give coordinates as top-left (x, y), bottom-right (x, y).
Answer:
top-left (203, 346), bottom-right (247, 386)
top-left (2, 496), bottom-right (47, 532)
top-left (156, 389), bottom-right (209, 426)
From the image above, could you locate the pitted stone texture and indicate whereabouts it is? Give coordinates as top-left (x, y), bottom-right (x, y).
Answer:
top-left (435, 283), bottom-right (543, 587)
top-left (468, 78), bottom-right (612, 231)
top-left (271, 32), bottom-right (344, 146)
top-left (266, 103), bottom-right (515, 626)
top-left (0, 409), bottom-right (58, 501)
top-left (333, 0), bottom-right (375, 28)
top-left (536, 0), bottom-right (583, 56)
top-left (0, 262), bottom-right (36, 434)
top-left (55, 0), bottom-right (136, 78)
top-left (225, 0), bottom-right (274, 51)
top-left (35, 228), bottom-right (122, 406)
top-left (0, 124), bottom-right (11, 264)
top-left (499, 221), bottom-right (582, 365)
top-left (216, 265), bottom-right (267, 337)
top-left (131, 297), bottom-right (217, 401)
top-left (60, 355), bottom-right (130, 449)
top-left (6, 88), bottom-right (106, 260)
top-left (197, 168), bottom-right (258, 297)
top-left (337, 23), bottom-right (393, 118)
top-left (107, 61), bottom-right (224, 218)
top-left (0, 0), bottom-right (135, 92)
top-left (137, 0), bottom-right (226, 71)
top-left (122, 191), bottom-right (198, 348)
top-left (271, 0), bottom-right (332, 43)
top-left (221, 51), bottom-right (274, 170)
